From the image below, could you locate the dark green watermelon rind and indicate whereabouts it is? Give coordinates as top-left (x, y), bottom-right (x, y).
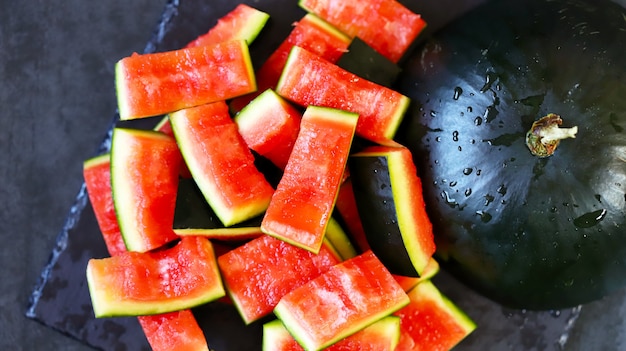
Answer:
top-left (348, 153), bottom-right (431, 277)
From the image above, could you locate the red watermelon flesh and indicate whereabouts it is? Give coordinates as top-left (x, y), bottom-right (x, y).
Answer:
top-left (394, 281), bottom-right (476, 351)
top-left (116, 39), bottom-right (255, 120)
top-left (169, 101), bottom-right (275, 227)
top-left (86, 236), bottom-right (225, 318)
top-left (218, 234), bottom-right (340, 324)
top-left (234, 89), bottom-right (302, 170)
top-left (83, 153), bottom-right (210, 351)
top-left (229, 13), bottom-right (351, 112)
top-left (274, 251), bottom-right (409, 350)
top-left (110, 128), bottom-right (181, 253)
top-left (185, 4), bottom-right (269, 48)
top-left (83, 154), bottom-right (127, 257)
top-left (138, 310), bottom-right (209, 351)
top-left (261, 106), bottom-right (357, 254)
top-left (299, 0), bottom-right (427, 63)
top-left (262, 316), bottom-right (400, 351)
top-left (276, 46), bottom-right (410, 141)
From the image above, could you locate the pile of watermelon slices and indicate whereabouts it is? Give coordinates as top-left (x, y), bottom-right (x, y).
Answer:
top-left (83, 1), bottom-right (477, 350)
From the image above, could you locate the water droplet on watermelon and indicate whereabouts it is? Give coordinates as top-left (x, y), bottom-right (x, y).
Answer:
top-left (441, 191), bottom-right (458, 208)
top-left (484, 194), bottom-right (495, 205)
top-left (484, 105), bottom-right (499, 123)
top-left (453, 86), bottom-right (463, 100)
top-left (497, 184), bottom-right (507, 196)
top-left (480, 71), bottom-right (498, 92)
top-left (573, 209), bottom-right (607, 228)
top-left (476, 210), bottom-right (492, 223)
top-left (474, 116), bottom-right (483, 126)
top-left (463, 168), bottom-right (473, 175)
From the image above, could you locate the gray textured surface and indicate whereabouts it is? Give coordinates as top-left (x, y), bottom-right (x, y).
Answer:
top-left (1, 0), bottom-right (625, 350)
top-left (0, 1), bottom-right (166, 350)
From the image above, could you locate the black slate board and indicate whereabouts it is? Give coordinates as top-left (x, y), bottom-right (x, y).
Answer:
top-left (26, 0), bottom-right (584, 350)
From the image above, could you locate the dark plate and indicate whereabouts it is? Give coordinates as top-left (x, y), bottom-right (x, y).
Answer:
top-left (26, 0), bottom-right (583, 350)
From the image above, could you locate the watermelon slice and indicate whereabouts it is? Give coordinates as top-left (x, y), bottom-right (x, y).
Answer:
top-left (348, 145), bottom-right (436, 277)
top-left (156, 4), bottom-right (269, 137)
top-left (84, 154), bottom-right (210, 351)
top-left (230, 13), bottom-right (351, 112)
top-left (137, 310), bottom-right (209, 351)
top-left (110, 128), bottom-right (181, 253)
top-left (299, 0), bottom-right (427, 63)
top-left (276, 46), bottom-right (409, 141)
top-left (116, 39), bottom-right (256, 120)
top-left (86, 236), bottom-right (225, 318)
top-left (261, 106), bottom-right (358, 254)
top-left (169, 101), bottom-right (275, 227)
top-left (394, 281), bottom-right (476, 351)
top-left (274, 251), bottom-right (409, 350)
top-left (185, 4), bottom-right (269, 48)
top-left (83, 153), bottom-right (128, 257)
top-left (262, 316), bottom-right (401, 351)
top-left (234, 89), bottom-right (302, 170)
top-left (218, 234), bottom-right (340, 324)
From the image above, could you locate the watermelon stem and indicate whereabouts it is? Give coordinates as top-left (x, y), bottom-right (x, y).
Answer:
top-left (525, 113), bottom-right (578, 158)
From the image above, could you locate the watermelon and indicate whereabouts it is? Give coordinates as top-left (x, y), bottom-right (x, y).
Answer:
top-left (261, 106), bottom-right (358, 254)
top-left (230, 13), bottom-right (351, 112)
top-left (348, 145), bottom-right (436, 277)
top-left (218, 234), bottom-right (340, 324)
top-left (83, 153), bottom-right (128, 257)
top-left (110, 128), bottom-right (181, 253)
top-left (155, 4), bottom-right (269, 137)
top-left (274, 251), bottom-right (409, 351)
top-left (185, 4), bottom-right (269, 48)
top-left (299, 0), bottom-right (427, 63)
top-left (86, 236), bottom-right (225, 318)
top-left (116, 39), bottom-right (256, 120)
top-left (137, 310), bottom-right (209, 351)
top-left (153, 116), bottom-right (193, 179)
top-left (394, 281), bottom-right (476, 351)
top-left (262, 316), bottom-right (401, 351)
top-left (234, 89), bottom-right (302, 170)
top-left (169, 101), bottom-right (275, 227)
top-left (276, 46), bottom-right (410, 141)
top-left (83, 154), bottom-right (210, 351)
